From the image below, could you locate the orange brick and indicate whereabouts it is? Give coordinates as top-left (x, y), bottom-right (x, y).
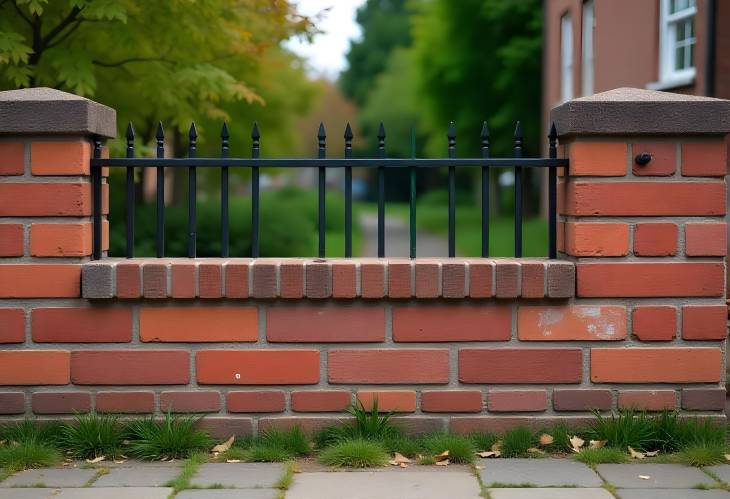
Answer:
top-left (227, 391), bottom-right (285, 413)
top-left (170, 261), bottom-right (196, 298)
top-left (569, 142), bottom-right (627, 176)
top-left (328, 349), bottom-right (449, 384)
top-left (32, 307), bottom-right (132, 342)
top-left (421, 390), bottom-right (483, 413)
top-left (331, 261), bottom-right (356, 298)
top-left (0, 350), bottom-right (70, 385)
top-left (682, 140), bottom-right (727, 177)
top-left (267, 304), bottom-right (384, 342)
top-left (96, 391), bottom-right (155, 414)
top-left (564, 223), bottom-right (629, 257)
top-left (488, 390), bottom-right (547, 412)
top-left (388, 260), bottom-right (412, 298)
top-left (468, 260), bottom-right (494, 298)
top-left (632, 142), bottom-right (676, 176)
top-left (196, 350), bottom-right (320, 385)
top-left (116, 261), bottom-right (142, 298)
top-left (591, 348), bottom-right (721, 383)
top-left (459, 348), bottom-right (582, 384)
top-left (392, 305), bottom-right (511, 342)
top-left (291, 391), bottom-right (351, 412)
top-left (618, 390), bottom-right (676, 411)
top-left (0, 224), bottom-right (24, 256)
top-left (30, 223), bottom-right (91, 257)
top-left (224, 260), bottom-right (249, 298)
top-left (0, 309), bottom-right (24, 343)
top-left (279, 261), bottom-right (304, 298)
top-left (682, 305), bottom-right (728, 340)
top-left (357, 391), bottom-right (416, 412)
top-left (521, 261), bottom-right (545, 298)
top-left (632, 306), bottom-right (676, 341)
top-left (198, 262), bottom-right (223, 298)
top-left (415, 262), bottom-right (440, 298)
top-left (0, 264), bottom-right (80, 298)
top-left (0, 183), bottom-right (107, 216)
top-left (0, 142), bottom-right (25, 175)
top-left (361, 262), bottom-right (385, 298)
top-left (633, 223), bottom-right (677, 256)
top-left (140, 307), bottom-right (257, 342)
top-left (72, 350), bottom-right (190, 385)
top-left (161, 391), bottom-right (221, 413)
top-left (31, 140), bottom-right (90, 175)
top-left (577, 263), bottom-right (723, 297)
top-left (565, 182), bottom-right (725, 216)
top-left (518, 305), bottom-right (626, 341)
top-left (685, 223), bottom-right (727, 256)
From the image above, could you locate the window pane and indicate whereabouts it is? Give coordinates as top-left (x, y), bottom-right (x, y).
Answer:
top-left (688, 43), bottom-right (694, 67)
top-left (675, 46), bottom-right (685, 70)
top-left (670, 0), bottom-right (691, 13)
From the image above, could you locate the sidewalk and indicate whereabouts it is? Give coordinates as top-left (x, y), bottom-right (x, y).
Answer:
top-left (2, 459), bottom-right (730, 498)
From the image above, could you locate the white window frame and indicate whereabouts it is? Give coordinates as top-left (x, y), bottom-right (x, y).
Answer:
top-left (560, 13), bottom-right (573, 102)
top-left (581, 0), bottom-right (595, 96)
top-left (649, 0), bottom-right (696, 90)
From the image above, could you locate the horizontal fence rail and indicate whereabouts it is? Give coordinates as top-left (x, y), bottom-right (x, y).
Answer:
top-left (91, 121), bottom-right (566, 261)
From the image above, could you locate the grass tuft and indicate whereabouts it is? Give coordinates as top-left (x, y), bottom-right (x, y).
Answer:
top-left (0, 442), bottom-right (61, 472)
top-left (60, 412), bottom-right (123, 459)
top-left (314, 400), bottom-right (400, 448)
top-left (469, 433), bottom-right (500, 453)
top-left (247, 445), bottom-right (292, 463)
top-left (319, 438), bottom-right (388, 468)
top-left (275, 461), bottom-right (296, 490)
top-left (164, 451), bottom-right (208, 492)
top-left (422, 433), bottom-right (475, 464)
top-left (573, 447), bottom-right (629, 466)
top-left (501, 427), bottom-right (535, 458)
top-left (674, 443), bottom-right (727, 467)
top-left (125, 412), bottom-right (212, 461)
top-left (380, 434), bottom-right (423, 458)
top-left (259, 427), bottom-right (310, 457)
top-left (0, 420), bottom-right (63, 447)
top-left (586, 409), bottom-right (655, 451)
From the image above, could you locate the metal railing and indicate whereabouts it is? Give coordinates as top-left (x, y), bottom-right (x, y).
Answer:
top-left (90, 121), bottom-right (567, 260)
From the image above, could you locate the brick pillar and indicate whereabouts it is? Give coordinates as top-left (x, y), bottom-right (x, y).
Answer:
top-left (551, 88), bottom-right (728, 412)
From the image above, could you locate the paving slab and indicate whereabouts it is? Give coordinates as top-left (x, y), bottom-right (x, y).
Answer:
top-left (596, 464), bottom-right (715, 489)
top-left (286, 470), bottom-right (482, 499)
top-left (191, 463), bottom-right (284, 489)
top-left (488, 489), bottom-right (615, 499)
top-left (0, 467), bottom-right (97, 488)
top-left (706, 465), bottom-right (730, 483)
top-left (616, 490), bottom-right (730, 499)
top-left (478, 458), bottom-right (602, 487)
top-left (0, 488), bottom-right (173, 499)
top-left (177, 490), bottom-right (280, 499)
top-left (92, 464), bottom-right (181, 487)
top-left (0, 490), bottom-right (51, 499)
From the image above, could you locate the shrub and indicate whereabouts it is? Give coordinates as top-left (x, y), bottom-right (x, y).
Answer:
top-left (501, 427), bottom-right (535, 458)
top-left (0, 442), bottom-right (61, 472)
top-left (60, 412), bottom-right (124, 459)
top-left (125, 413), bottom-right (212, 460)
top-left (319, 439), bottom-right (388, 468)
top-left (422, 433), bottom-right (475, 464)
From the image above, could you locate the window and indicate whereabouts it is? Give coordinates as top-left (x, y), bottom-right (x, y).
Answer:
top-left (581, 0), bottom-right (594, 95)
top-left (560, 13), bottom-right (573, 102)
top-left (654, 0), bottom-right (696, 88)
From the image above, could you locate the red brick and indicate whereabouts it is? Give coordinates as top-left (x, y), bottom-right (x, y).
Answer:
top-left (682, 388), bottom-right (725, 411)
top-left (388, 260), bottom-right (412, 298)
top-left (421, 390), bottom-right (483, 413)
top-left (357, 391), bottom-right (416, 412)
top-left (518, 305), bottom-right (626, 341)
top-left (306, 261), bottom-right (331, 298)
top-left (565, 223), bottom-right (629, 257)
top-left (495, 261), bottom-right (519, 298)
top-left (633, 223), bottom-right (677, 256)
top-left (0, 351), bottom-right (70, 385)
top-left (31, 140), bottom-right (90, 175)
top-left (142, 263), bottom-right (167, 298)
top-left (224, 260), bottom-right (249, 298)
top-left (521, 261), bottom-right (545, 298)
top-left (161, 391), bottom-right (221, 413)
top-left (361, 261), bottom-right (386, 298)
top-left (267, 304), bottom-right (384, 342)
top-left (632, 306), bottom-right (676, 341)
top-left (0, 224), bottom-right (24, 256)
top-left (632, 142), bottom-right (676, 176)
top-left (682, 140), bottom-right (727, 176)
top-left (618, 390), bottom-right (675, 411)
top-left (569, 142), bottom-right (627, 176)
top-left (252, 261), bottom-right (277, 298)
top-left (30, 222), bottom-right (108, 257)
top-left (140, 307), bottom-right (257, 342)
top-left (459, 348), bottom-right (582, 384)
top-left (72, 350), bottom-right (189, 385)
top-left (565, 181), bottom-right (725, 216)
top-left (258, 417), bottom-right (341, 436)
top-left (547, 261), bottom-right (575, 298)
top-left (328, 349), bottom-right (449, 384)
top-left (415, 262), bottom-right (439, 298)
top-left (197, 417), bottom-right (253, 439)
top-left (450, 416), bottom-right (595, 435)
top-left (442, 262), bottom-right (466, 298)
top-left (391, 417), bottom-right (445, 435)
top-left (682, 305), bottom-right (727, 340)
top-left (116, 262), bottom-right (142, 298)
top-left (577, 263), bottom-right (724, 297)
top-left (0, 392), bottom-right (25, 414)
top-left (32, 307), bottom-right (132, 343)
top-left (196, 350), bottom-right (319, 385)
top-left (0, 142), bottom-right (25, 175)
top-left (553, 389), bottom-right (612, 411)
top-left (393, 305), bottom-right (511, 342)
top-left (0, 183), bottom-right (98, 216)
top-left (0, 308), bottom-right (24, 343)
top-left (171, 262), bottom-right (196, 298)
top-left (198, 261), bottom-right (222, 298)
top-left (227, 391), bottom-right (285, 413)
top-left (468, 260), bottom-right (494, 298)
top-left (591, 347), bottom-right (722, 383)
top-left (96, 391), bottom-right (155, 413)
top-left (331, 261), bottom-right (356, 298)
top-left (488, 390), bottom-right (547, 412)
top-left (32, 392), bottom-right (91, 414)
top-left (0, 264), bottom-right (80, 298)
top-left (279, 261), bottom-right (303, 298)
top-left (291, 391), bottom-right (351, 412)
top-left (685, 223), bottom-right (727, 256)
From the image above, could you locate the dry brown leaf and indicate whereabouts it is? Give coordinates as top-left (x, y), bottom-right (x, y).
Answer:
top-left (589, 440), bottom-right (607, 449)
top-left (293, 463), bottom-right (302, 473)
top-left (211, 435), bottom-right (235, 454)
top-left (628, 447), bottom-right (645, 459)
top-left (527, 447), bottom-right (546, 455)
top-left (85, 456), bottom-right (105, 464)
top-left (539, 434), bottom-right (554, 446)
top-left (491, 442), bottom-right (502, 452)
top-left (569, 436), bottom-right (585, 453)
top-left (226, 459), bottom-right (242, 463)
top-left (392, 452), bottom-right (411, 464)
top-left (644, 450), bottom-right (659, 457)
top-left (725, 454), bottom-right (730, 462)
top-left (399, 463), bottom-right (409, 468)
top-left (475, 465), bottom-right (484, 470)
top-left (435, 450), bottom-right (449, 461)
top-left (476, 451), bottom-right (499, 458)
top-left (639, 475), bottom-right (651, 480)
top-left (435, 459), bottom-right (449, 466)
top-left (113, 460), bottom-right (127, 465)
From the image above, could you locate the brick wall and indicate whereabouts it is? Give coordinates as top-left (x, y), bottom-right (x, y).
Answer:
top-left (0, 87), bottom-right (727, 437)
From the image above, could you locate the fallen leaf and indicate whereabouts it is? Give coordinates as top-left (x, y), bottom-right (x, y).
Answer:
top-left (589, 440), bottom-right (607, 449)
top-left (435, 450), bottom-right (449, 461)
top-left (491, 442), bottom-right (502, 452)
top-left (569, 436), bottom-right (585, 453)
top-left (293, 463), bottom-right (302, 473)
top-left (527, 447), bottom-right (545, 455)
top-left (226, 459), bottom-right (242, 463)
top-left (392, 452), bottom-right (411, 464)
top-left (85, 456), bottom-right (105, 464)
top-left (399, 463), bottom-right (409, 468)
top-left (628, 447), bottom-right (645, 459)
top-left (113, 460), bottom-right (127, 465)
top-left (725, 454), bottom-right (730, 462)
top-left (211, 435), bottom-right (235, 454)
top-left (539, 434), bottom-right (554, 446)
top-left (475, 465), bottom-right (484, 470)
top-left (476, 451), bottom-right (499, 458)
top-left (644, 450), bottom-right (659, 457)
top-left (639, 475), bottom-right (651, 480)
top-left (435, 459), bottom-right (449, 466)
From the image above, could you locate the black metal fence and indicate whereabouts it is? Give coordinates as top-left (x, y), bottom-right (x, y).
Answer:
top-left (90, 121), bottom-right (567, 260)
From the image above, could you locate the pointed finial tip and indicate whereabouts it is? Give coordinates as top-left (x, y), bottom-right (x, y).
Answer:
top-left (220, 121), bottom-right (229, 139)
top-left (251, 122), bottom-right (260, 140)
top-left (514, 120), bottom-right (523, 137)
top-left (125, 122), bottom-right (135, 140)
top-left (188, 122), bottom-right (197, 139)
top-left (344, 122), bottom-right (353, 140)
top-left (448, 121), bottom-right (456, 139)
top-left (318, 122), bottom-right (326, 139)
top-left (155, 121), bottom-right (164, 140)
top-left (377, 122), bottom-right (386, 139)
top-left (549, 122), bottom-right (557, 136)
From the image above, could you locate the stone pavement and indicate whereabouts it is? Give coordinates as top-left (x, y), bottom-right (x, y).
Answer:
top-left (1, 459), bottom-right (730, 498)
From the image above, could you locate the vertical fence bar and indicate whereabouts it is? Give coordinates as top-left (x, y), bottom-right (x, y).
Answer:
top-left (187, 123), bottom-right (197, 258)
top-left (318, 123), bottom-right (326, 258)
top-left (251, 123), bottom-right (260, 258)
top-left (548, 122), bottom-right (558, 259)
top-left (377, 122), bottom-right (386, 258)
top-left (513, 121), bottom-right (523, 257)
top-left (409, 127), bottom-right (416, 259)
top-left (92, 137), bottom-right (102, 260)
top-left (220, 122), bottom-right (230, 257)
top-left (480, 121), bottom-right (490, 257)
top-left (447, 122), bottom-right (456, 258)
top-left (344, 123), bottom-right (353, 258)
top-left (125, 123), bottom-right (135, 258)
top-left (155, 122), bottom-right (165, 258)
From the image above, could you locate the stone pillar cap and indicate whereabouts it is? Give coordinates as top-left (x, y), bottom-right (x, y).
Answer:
top-left (0, 87), bottom-right (116, 138)
top-left (551, 87), bottom-right (730, 137)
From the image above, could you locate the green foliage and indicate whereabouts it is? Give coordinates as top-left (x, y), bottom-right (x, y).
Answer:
top-left (60, 412), bottom-right (124, 459)
top-left (469, 433), bottom-right (500, 453)
top-left (347, 399), bottom-right (399, 441)
top-left (379, 434), bottom-right (423, 458)
top-left (0, 442), bottom-right (61, 472)
top-left (674, 444), bottom-right (728, 467)
top-left (165, 451), bottom-right (208, 492)
top-left (0, 419), bottom-right (63, 447)
top-left (538, 424), bottom-right (575, 454)
top-left (247, 445), bottom-right (292, 463)
top-left (318, 438), bottom-right (388, 468)
top-left (586, 410), bottom-right (656, 451)
top-left (501, 427), bottom-right (536, 458)
top-left (573, 447), bottom-right (629, 466)
top-left (422, 433), bottom-right (475, 464)
top-left (125, 413), bottom-right (212, 460)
